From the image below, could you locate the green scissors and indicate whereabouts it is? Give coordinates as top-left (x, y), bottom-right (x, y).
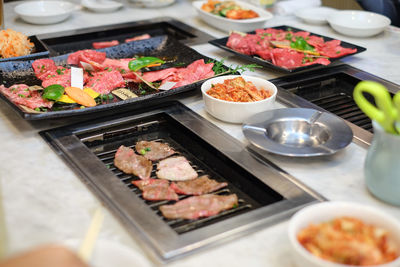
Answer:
top-left (353, 81), bottom-right (400, 135)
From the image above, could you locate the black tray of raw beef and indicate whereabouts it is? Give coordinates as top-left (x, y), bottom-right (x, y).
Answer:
top-left (0, 35), bottom-right (229, 120)
top-left (209, 25), bottom-right (367, 73)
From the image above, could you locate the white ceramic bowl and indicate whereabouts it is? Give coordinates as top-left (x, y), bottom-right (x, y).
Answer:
top-left (201, 75), bottom-right (277, 123)
top-left (288, 201), bottom-right (400, 267)
top-left (14, 1), bottom-right (78, 25)
top-left (295, 6), bottom-right (337, 25)
top-left (327, 10), bottom-right (391, 37)
top-left (81, 0), bottom-right (123, 13)
top-left (192, 0), bottom-right (273, 33)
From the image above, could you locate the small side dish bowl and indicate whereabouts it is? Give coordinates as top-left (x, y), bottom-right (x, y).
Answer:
top-left (192, 0), bottom-right (273, 33)
top-left (295, 6), bottom-right (337, 25)
top-left (81, 0), bottom-right (123, 13)
top-left (327, 10), bottom-right (391, 37)
top-left (201, 75), bottom-right (277, 123)
top-left (14, 1), bottom-right (78, 25)
top-left (288, 201), bottom-right (400, 267)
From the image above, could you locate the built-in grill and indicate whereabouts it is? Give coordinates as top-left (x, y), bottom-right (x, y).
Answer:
top-left (41, 101), bottom-right (323, 263)
top-left (271, 64), bottom-right (400, 148)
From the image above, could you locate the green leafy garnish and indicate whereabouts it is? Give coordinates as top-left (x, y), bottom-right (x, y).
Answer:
top-left (140, 149), bottom-right (146, 155)
top-left (207, 58), bottom-right (262, 76)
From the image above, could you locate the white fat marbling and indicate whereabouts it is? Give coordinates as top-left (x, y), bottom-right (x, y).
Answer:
top-left (1, 1), bottom-right (400, 266)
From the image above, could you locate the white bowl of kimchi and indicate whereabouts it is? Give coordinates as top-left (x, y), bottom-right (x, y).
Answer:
top-left (288, 201), bottom-right (400, 267)
top-left (201, 75), bottom-right (277, 124)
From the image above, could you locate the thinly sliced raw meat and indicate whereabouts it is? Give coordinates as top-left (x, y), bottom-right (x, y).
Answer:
top-left (132, 179), bottom-right (178, 201)
top-left (85, 70), bottom-right (126, 94)
top-left (171, 175), bottom-right (228, 195)
top-left (135, 141), bottom-right (175, 161)
top-left (318, 40), bottom-right (357, 58)
top-left (41, 67), bottom-right (71, 88)
top-left (114, 145), bottom-right (152, 179)
top-left (32, 59), bottom-right (58, 80)
top-left (141, 68), bottom-right (179, 83)
top-left (159, 194), bottom-right (238, 220)
top-left (156, 156), bottom-right (198, 181)
top-left (270, 48), bottom-right (305, 69)
top-left (0, 84), bottom-right (53, 109)
top-left (67, 50), bottom-right (107, 70)
top-left (125, 34), bottom-right (151, 43)
top-left (92, 40), bottom-right (119, 49)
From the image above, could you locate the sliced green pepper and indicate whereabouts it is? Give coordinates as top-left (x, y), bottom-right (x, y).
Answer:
top-left (128, 57), bottom-right (165, 72)
top-left (42, 84), bottom-right (65, 101)
top-left (290, 37), bottom-right (315, 52)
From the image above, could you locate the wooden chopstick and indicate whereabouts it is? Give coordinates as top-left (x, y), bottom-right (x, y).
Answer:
top-left (78, 206), bottom-right (104, 262)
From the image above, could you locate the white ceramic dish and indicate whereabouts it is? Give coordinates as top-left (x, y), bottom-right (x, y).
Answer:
top-left (201, 75), bottom-right (277, 124)
top-left (128, 0), bottom-right (174, 8)
top-left (288, 201), bottom-right (400, 267)
top-left (192, 0), bottom-right (273, 33)
top-left (82, 0), bottom-right (123, 13)
top-left (327, 10), bottom-right (391, 37)
top-left (14, 1), bottom-right (78, 25)
top-left (295, 6), bottom-right (337, 25)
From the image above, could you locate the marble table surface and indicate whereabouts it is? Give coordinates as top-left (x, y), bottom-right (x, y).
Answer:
top-left (1, 1), bottom-right (400, 266)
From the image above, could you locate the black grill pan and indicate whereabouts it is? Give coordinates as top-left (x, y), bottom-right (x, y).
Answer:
top-left (36, 17), bottom-right (214, 55)
top-left (40, 101), bottom-right (323, 262)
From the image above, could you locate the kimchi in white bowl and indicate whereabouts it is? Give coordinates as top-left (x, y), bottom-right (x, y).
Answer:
top-left (288, 202), bottom-right (400, 267)
top-left (201, 75), bottom-right (277, 123)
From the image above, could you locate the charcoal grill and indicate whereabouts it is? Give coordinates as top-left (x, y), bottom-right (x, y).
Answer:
top-left (40, 101), bottom-right (323, 263)
top-left (271, 64), bottom-right (400, 148)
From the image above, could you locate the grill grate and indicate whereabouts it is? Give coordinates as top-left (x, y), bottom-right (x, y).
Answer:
top-left (280, 73), bottom-right (374, 133)
top-left (94, 137), bottom-right (254, 234)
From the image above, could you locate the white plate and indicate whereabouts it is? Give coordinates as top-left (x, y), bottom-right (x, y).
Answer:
top-left (295, 6), bottom-right (337, 25)
top-left (82, 0), bottom-right (123, 13)
top-left (193, 0), bottom-right (273, 33)
top-left (128, 0), bottom-right (174, 8)
top-left (14, 1), bottom-right (78, 25)
top-left (327, 10), bottom-right (391, 37)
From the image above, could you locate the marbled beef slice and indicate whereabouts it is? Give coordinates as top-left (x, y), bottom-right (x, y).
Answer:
top-left (114, 145), bottom-right (152, 179)
top-left (135, 140), bottom-right (175, 161)
top-left (156, 156), bottom-right (198, 181)
top-left (171, 175), bottom-right (228, 195)
top-left (159, 194), bottom-right (238, 220)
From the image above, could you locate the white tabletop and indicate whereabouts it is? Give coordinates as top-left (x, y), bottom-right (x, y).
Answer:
top-left (1, 1), bottom-right (400, 266)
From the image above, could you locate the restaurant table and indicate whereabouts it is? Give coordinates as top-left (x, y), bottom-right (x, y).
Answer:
top-left (1, 1), bottom-right (400, 266)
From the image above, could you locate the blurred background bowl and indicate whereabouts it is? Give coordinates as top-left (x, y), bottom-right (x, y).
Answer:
top-left (192, 0), bottom-right (273, 33)
top-left (327, 10), bottom-right (391, 37)
top-left (14, 1), bottom-right (78, 25)
top-left (201, 75), bottom-right (277, 123)
top-left (288, 201), bottom-right (400, 267)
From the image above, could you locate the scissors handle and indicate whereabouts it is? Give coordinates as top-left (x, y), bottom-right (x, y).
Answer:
top-left (353, 81), bottom-right (397, 134)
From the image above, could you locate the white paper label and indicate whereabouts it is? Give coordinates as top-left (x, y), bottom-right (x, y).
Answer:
top-left (71, 67), bottom-right (84, 89)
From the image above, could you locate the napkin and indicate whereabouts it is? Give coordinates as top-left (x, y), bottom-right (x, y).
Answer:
top-left (274, 0), bottom-right (321, 15)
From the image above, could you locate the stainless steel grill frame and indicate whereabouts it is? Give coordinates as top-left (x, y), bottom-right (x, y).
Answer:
top-left (41, 102), bottom-right (323, 263)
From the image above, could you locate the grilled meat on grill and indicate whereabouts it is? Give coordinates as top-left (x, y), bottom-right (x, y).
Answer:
top-left (159, 194), bottom-right (238, 220)
top-left (156, 156), bottom-right (198, 181)
top-left (132, 179), bottom-right (178, 201)
top-left (135, 141), bottom-right (175, 161)
top-left (170, 175), bottom-right (228, 195)
top-left (114, 145), bottom-right (152, 179)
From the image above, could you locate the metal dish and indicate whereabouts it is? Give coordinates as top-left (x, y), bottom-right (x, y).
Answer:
top-left (242, 108), bottom-right (353, 157)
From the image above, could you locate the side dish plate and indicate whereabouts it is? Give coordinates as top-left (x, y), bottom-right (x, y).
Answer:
top-left (242, 108), bottom-right (353, 157)
top-left (209, 25), bottom-right (366, 73)
top-left (0, 35), bottom-right (228, 120)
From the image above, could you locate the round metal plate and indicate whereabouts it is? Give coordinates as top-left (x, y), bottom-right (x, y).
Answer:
top-left (242, 108), bottom-right (354, 157)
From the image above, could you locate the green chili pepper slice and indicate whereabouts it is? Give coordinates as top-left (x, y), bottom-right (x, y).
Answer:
top-left (290, 37), bottom-right (315, 52)
top-left (128, 57), bottom-right (165, 72)
top-left (42, 84), bottom-right (65, 101)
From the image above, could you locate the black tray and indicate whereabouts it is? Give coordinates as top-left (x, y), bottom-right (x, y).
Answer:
top-left (0, 35), bottom-right (49, 62)
top-left (0, 35), bottom-right (228, 120)
top-left (36, 17), bottom-right (214, 56)
top-left (209, 25), bottom-right (367, 73)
